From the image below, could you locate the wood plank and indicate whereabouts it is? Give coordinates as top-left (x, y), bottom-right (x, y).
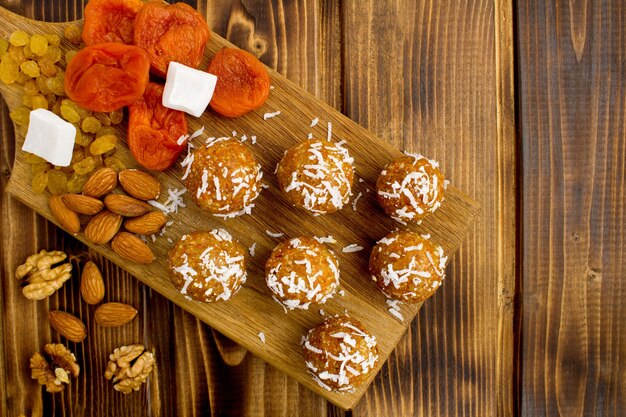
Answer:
top-left (1, 1), bottom-right (473, 414)
top-left (517, 0), bottom-right (626, 415)
top-left (342, 1), bottom-right (517, 416)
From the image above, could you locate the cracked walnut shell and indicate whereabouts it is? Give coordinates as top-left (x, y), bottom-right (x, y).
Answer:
top-left (105, 344), bottom-right (155, 394)
top-left (30, 343), bottom-right (80, 393)
top-left (16, 250), bottom-right (72, 300)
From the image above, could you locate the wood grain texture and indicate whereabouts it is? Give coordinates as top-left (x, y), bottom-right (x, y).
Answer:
top-left (342, 1), bottom-right (517, 416)
top-left (518, 0), bottom-right (626, 415)
top-left (0, 1), bottom-right (479, 414)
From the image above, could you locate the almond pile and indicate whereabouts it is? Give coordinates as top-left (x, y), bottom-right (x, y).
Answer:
top-left (49, 167), bottom-right (164, 265)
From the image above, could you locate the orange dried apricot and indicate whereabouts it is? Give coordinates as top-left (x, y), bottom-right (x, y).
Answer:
top-left (208, 47), bottom-right (270, 118)
top-left (128, 83), bottom-right (187, 171)
top-left (64, 42), bottom-right (150, 112)
top-left (82, 0), bottom-right (144, 45)
top-left (133, 2), bottom-right (210, 78)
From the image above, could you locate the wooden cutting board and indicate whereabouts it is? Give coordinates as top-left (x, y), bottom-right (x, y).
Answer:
top-left (0, 6), bottom-right (479, 410)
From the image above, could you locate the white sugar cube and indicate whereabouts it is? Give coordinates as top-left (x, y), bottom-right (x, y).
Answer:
top-left (22, 108), bottom-right (76, 167)
top-left (163, 61), bottom-right (218, 117)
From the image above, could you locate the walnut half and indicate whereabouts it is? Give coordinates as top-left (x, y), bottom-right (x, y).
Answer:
top-left (16, 250), bottom-right (72, 300)
top-left (105, 344), bottom-right (155, 394)
top-left (30, 343), bottom-right (80, 393)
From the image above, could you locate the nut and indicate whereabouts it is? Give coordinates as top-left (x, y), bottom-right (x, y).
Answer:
top-left (48, 311), bottom-right (87, 343)
top-left (95, 302), bottom-right (138, 327)
top-left (118, 169), bottom-right (161, 201)
top-left (82, 167), bottom-right (117, 198)
top-left (30, 343), bottom-right (80, 393)
top-left (16, 250), bottom-right (72, 300)
top-left (124, 211), bottom-right (167, 235)
top-left (104, 194), bottom-right (151, 217)
top-left (61, 194), bottom-right (104, 215)
top-left (85, 210), bottom-right (122, 244)
top-left (49, 195), bottom-right (80, 235)
top-left (105, 344), bottom-right (155, 394)
top-left (80, 261), bottom-right (105, 305)
top-left (111, 232), bottom-right (155, 264)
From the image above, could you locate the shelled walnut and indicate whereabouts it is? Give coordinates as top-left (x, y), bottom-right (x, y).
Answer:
top-left (15, 250), bottom-right (72, 300)
top-left (30, 343), bottom-right (80, 393)
top-left (104, 344), bottom-right (155, 394)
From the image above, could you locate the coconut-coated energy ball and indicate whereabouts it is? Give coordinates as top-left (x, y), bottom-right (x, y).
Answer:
top-left (184, 138), bottom-right (263, 218)
top-left (302, 315), bottom-right (379, 392)
top-left (369, 230), bottom-right (447, 302)
top-left (168, 229), bottom-right (247, 302)
top-left (376, 153), bottom-right (447, 224)
top-left (265, 237), bottom-right (339, 310)
top-left (277, 139), bottom-right (354, 214)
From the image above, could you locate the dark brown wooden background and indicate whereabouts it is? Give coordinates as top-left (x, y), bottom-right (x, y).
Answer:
top-left (0, 0), bottom-right (623, 416)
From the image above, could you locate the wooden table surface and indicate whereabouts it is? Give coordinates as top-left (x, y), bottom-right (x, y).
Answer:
top-left (0, 1), bottom-right (623, 416)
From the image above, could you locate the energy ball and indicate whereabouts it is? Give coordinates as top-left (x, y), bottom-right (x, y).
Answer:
top-left (369, 230), bottom-right (447, 302)
top-left (376, 153), bottom-right (447, 224)
top-left (277, 139), bottom-right (354, 215)
top-left (302, 315), bottom-right (379, 392)
top-left (265, 237), bottom-right (339, 310)
top-left (168, 229), bottom-right (247, 302)
top-left (184, 138), bottom-right (263, 218)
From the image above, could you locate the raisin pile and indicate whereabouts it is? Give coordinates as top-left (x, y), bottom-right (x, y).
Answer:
top-left (0, 27), bottom-right (126, 195)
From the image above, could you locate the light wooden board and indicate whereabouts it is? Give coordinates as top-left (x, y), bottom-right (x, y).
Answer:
top-left (0, 6), bottom-right (479, 410)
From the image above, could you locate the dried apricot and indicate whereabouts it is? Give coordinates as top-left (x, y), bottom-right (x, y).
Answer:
top-left (64, 43), bottom-right (150, 112)
top-left (134, 2), bottom-right (210, 78)
top-left (208, 47), bottom-right (270, 118)
top-left (83, 0), bottom-right (144, 45)
top-left (128, 83), bottom-right (187, 171)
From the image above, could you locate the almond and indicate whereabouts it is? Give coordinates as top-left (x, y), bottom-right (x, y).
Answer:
top-left (82, 167), bottom-right (117, 198)
top-left (94, 302), bottom-right (138, 327)
top-left (61, 194), bottom-right (104, 215)
top-left (104, 194), bottom-right (151, 217)
top-left (48, 195), bottom-right (80, 235)
top-left (80, 261), bottom-right (105, 305)
top-left (111, 232), bottom-right (155, 264)
top-left (124, 211), bottom-right (167, 235)
top-left (48, 311), bottom-right (87, 342)
top-left (118, 169), bottom-right (161, 201)
top-left (84, 210), bottom-right (122, 244)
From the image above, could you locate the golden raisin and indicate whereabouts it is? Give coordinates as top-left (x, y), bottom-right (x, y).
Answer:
top-left (46, 169), bottom-right (68, 195)
top-left (38, 58), bottom-right (57, 77)
top-left (43, 45), bottom-right (62, 64)
top-left (104, 156), bottom-right (126, 172)
top-left (0, 54), bottom-right (19, 84)
top-left (9, 31), bottom-right (29, 47)
top-left (73, 156), bottom-right (97, 175)
top-left (23, 44), bottom-right (36, 59)
top-left (65, 50), bottom-right (77, 64)
top-left (8, 45), bottom-right (26, 65)
top-left (23, 79), bottom-right (39, 95)
top-left (20, 60), bottom-right (40, 77)
top-left (30, 95), bottom-right (48, 110)
top-left (23, 152), bottom-right (46, 164)
top-left (63, 25), bottom-right (82, 44)
top-left (9, 106), bottom-right (30, 126)
top-left (95, 126), bottom-right (116, 138)
top-left (44, 76), bottom-right (64, 95)
top-left (93, 112), bottom-right (111, 126)
top-left (109, 109), bottom-right (123, 125)
top-left (45, 34), bottom-right (61, 47)
top-left (60, 105), bottom-right (80, 123)
top-left (0, 38), bottom-right (8, 55)
top-left (67, 173), bottom-right (89, 193)
top-left (31, 171), bottom-right (49, 194)
top-left (89, 135), bottom-right (116, 155)
top-left (81, 116), bottom-right (102, 133)
top-left (30, 34), bottom-right (48, 56)
top-left (36, 75), bottom-right (51, 94)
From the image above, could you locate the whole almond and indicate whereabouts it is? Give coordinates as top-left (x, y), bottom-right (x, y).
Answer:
top-left (80, 261), bottom-right (105, 305)
top-left (118, 169), bottom-right (161, 201)
top-left (124, 211), bottom-right (167, 235)
top-left (94, 302), bottom-right (138, 327)
top-left (104, 194), bottom-right (151, 217)
top-left (61, 194), bottom-right (104, 215)
top-left (84, 210), bottom-right (122, 244)
top-left (48, 311), bottom-right (87, 342)
top-left (82, 167), bottom-right (117, 198)
top-left (49, 195), bottom-right (80, 235)
top-left (111, 232), bottom-right (155, 264)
